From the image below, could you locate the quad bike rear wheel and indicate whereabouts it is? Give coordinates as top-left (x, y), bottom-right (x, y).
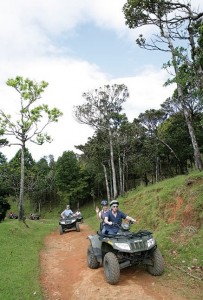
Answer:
top-left (87, 245), bottom-right (100, 269)
top-left (147, 248), bottom-right (164, 276)
top-left (103, 252), bottom-right (120, 285)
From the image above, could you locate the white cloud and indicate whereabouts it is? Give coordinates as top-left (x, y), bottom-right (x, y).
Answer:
top-left (121, 68), bottom-right (175, 121)
top-left (0, 0), bottom-right (148, 62)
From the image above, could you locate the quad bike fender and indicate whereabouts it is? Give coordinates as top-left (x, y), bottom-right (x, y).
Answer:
top-left (88, 234), bottom-right (102, 264)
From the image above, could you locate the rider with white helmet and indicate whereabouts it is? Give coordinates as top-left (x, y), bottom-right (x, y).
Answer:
top-left (104, 199), bottom-right (136, 235)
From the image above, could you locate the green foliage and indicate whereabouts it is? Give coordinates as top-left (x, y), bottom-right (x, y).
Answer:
top-left (0, 198), bottom-right (10, 221)
top-left (28, 155), bottom-right (59, 212)
top-left (55, 151), bottom-right (92, 207)
top-left (56, 151), bottom-right (80, 191)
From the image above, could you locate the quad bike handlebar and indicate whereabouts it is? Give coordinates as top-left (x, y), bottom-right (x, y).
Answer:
top-left (109, 219), bottom-right (135, 227)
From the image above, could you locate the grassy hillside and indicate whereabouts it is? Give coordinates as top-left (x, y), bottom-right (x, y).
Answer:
top-left (82, 170), bottom-right (203, 298)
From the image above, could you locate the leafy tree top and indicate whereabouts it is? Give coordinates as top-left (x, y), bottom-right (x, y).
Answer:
top-left (73, 84), bottom-right (129, 131)
top-left (0, 76), bottom-right (63, 148)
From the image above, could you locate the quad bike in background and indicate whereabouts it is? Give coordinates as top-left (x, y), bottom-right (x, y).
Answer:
top-left (59, 214), bottom-right (80, 235)
top-left (29, 213), bottom-right (40, 220)
top-left (8, 212), bottom-right (18, 219)
top-left (87, 221), bottom-right (164, 285)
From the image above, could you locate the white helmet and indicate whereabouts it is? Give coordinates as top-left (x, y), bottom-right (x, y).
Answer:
top-left (66, 205), bottom-right (70, 209)
top-left (110, 200), bottom-right (119, 207)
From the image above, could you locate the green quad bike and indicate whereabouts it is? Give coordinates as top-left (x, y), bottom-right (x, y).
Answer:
top-left (87, 221), bottom-right (164, 285)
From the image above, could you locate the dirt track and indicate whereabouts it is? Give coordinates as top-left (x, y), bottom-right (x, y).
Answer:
top-left (40, 223), bottom-right (188, 300)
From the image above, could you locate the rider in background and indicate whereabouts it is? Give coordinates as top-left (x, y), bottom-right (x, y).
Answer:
top-left (95, 199), bottom-right (109, 235)
top-left (104, 200), bottom-right (136, 235)
top-left (61, 205), bottom-right (73, 219)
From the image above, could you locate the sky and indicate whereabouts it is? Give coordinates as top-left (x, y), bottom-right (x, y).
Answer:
top-left (0, 0), bottom-right (202, 162)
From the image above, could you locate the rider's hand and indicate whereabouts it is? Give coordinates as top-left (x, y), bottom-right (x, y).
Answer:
top-left (108, 221), bottom-right (113, 226)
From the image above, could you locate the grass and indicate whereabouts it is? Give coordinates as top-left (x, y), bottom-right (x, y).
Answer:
top-left (0, 218), bottom-right (58, 300)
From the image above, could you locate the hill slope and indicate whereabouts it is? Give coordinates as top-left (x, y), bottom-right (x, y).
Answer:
top-left (82, 171), bottom-right (203, 299)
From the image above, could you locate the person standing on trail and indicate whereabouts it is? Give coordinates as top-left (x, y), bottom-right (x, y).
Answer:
top-left (104, 200), bottom-right (136, 235)
top-left (95, 200), bottom-right (109, 235)
top-left (61, 205), bottom-right (73, 219)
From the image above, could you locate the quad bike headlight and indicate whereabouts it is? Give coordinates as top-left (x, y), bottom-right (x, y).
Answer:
top-left (147, 238), bottom-right (155, 248)
top-left (115, 242), bottom-right (131, 251)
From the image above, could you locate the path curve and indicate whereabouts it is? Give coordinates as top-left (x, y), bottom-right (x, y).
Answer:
top-left (40, 223), bottom-right (186, 300)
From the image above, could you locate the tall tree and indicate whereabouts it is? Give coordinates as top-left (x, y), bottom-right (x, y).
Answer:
top-left (74, 84), bottom-right (129, 199)
top-left (0, 76), bottom-right (62, 220)
top-left (76, 130), bottom-right (112, 201)
top-left (123, 0), bottom-right (203, 170)
top-left (55, 151), bottom-right (90, 207)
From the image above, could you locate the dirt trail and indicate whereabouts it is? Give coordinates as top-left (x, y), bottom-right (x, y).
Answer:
top-left (40, 223), bottom-right (187, 300)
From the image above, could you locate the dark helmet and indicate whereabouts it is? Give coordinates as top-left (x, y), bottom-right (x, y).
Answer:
top-left (101, 200), bottom-right (108, 206)
top-left (110, 199), bottom-right (119, 207)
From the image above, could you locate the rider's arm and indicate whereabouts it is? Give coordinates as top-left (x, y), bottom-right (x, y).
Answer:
top-left (96, 209), bottom-right (102, 219)
top-left (126, 216), bottom-right (136, 223)
top-left (95, 206), bottom-right (101, 219)
top-left (104, 216), bottom-right (112, 225)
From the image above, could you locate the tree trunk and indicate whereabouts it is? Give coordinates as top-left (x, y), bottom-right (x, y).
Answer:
top-left (108, 160), bottom-right (113, 200)
top-left (102, 163), bottom-right (110, 202)
top-left (118, 156), bottom-right (123, 196)
top-left (38, 202), bottom-right (41, 215)
top-left (155, 156), bottom-right (159, 183)
top-left (109, 128), bottom-right (117, 199)
top-left (19, 145), bottom-right (25, 220)
top-left (122, 154), bottom-right (125, 195)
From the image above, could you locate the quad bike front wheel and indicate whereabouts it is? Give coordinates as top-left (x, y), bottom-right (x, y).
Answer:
top-left (87, 245), bottom-right (100, 269)
top-left (59, 225), bottom-right (63, 235)
top-left (76, 222), bottom-right (80, 232)
top-left (147, 248), bottom-right (164, 276)
top-left (103, 252), bottom-right (120, 285)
